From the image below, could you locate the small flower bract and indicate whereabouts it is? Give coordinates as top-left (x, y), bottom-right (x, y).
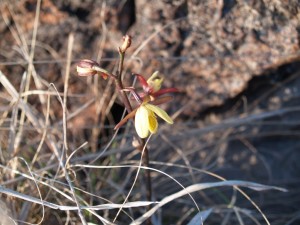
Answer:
top-left (135, 103), bottom-right (173, 138)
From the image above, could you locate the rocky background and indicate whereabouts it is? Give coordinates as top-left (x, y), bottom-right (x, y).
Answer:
top-left (0, 0), bottom-right (300, 224)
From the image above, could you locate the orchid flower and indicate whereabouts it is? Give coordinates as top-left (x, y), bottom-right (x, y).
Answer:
top-left (114, 71), bottom-right (177, 138)
top-left (134, 103), bottom-right (173, 138)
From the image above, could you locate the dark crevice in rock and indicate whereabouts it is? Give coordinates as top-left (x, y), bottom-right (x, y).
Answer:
top-left (118, 0), bottom-right (136, 34)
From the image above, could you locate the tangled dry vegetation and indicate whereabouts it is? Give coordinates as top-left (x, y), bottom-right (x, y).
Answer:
top-left (0, 1), bottom-right (300, 225)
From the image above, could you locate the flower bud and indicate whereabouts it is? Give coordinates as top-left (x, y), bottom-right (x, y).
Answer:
top-left (119, 35), bottom-right (131, 53)
top-left (77, 59), bottom-right (108, 79)
top-left (76, 59), bottom-right (99, 76)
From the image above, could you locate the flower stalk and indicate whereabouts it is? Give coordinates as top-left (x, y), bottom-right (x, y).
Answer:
top-left (77, 35), bottom-right (177, 225)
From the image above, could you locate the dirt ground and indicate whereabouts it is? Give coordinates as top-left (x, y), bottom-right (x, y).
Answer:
top-left (0, 0), bottom-right (300, 224)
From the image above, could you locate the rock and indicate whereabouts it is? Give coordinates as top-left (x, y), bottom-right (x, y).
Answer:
top-left (0, 0), bottom-right (299, 116)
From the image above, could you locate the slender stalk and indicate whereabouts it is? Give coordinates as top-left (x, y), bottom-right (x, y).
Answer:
top-left (114, 51), bottom-right (132, 113)
top-left (117, 48), bottom-right (152, 224)
top-left (114, 78), bottom-right (133, 113)
top-left (118, 51), bottom-right (125, 79)
top-left (144, 150), bottom-right (152, 201)
top-left (142, 139), bottom-right (152, 225)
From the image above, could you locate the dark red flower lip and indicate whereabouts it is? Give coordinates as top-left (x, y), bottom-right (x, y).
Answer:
top-left (151, 88), bottom-right (179, 97)
top-left (134, 73), bottom-right (179, 97)
top-left (134, 73), bottom-right (151, 92)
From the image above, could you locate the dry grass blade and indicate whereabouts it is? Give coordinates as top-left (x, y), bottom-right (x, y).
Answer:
top-left (30, 85), bottom-right (51, 167)
top-left (187, 209), bottom-right (212, 225)
top-left (113, 136), bottom-right (152, 223)
top-left (0, 71), bottom-right (41, 130)
top-left (0, 163), bottom-right (75, 202)
top-left (0, 185), bottom-right (157, 211)
top-left (15, 157), bottom-right (45, 224)
top-left (54, 33), bottom-right (87, 225)
top-left (131, 181), bottom-right (287, 225)
top-left (0, 185), bottom-right (58, 210)
top-left (7, 72), bottom-right (26, 156)
top-left (0, 71), bottom-right (61, 161)
top-left (180, 106), bottom-right (300, 138)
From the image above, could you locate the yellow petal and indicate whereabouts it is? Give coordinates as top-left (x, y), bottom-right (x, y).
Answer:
top-left (148, 111), bottom-right (158, 134)
top-left (135, 106), bottom-right (150, 138)
top-left (145, 104), bottom-right (173, 124)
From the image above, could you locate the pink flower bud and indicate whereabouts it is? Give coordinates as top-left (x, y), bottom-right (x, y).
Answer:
top-left (77, 59), bottom-right (109, 79)
top-left (76, 59), bottom-right (99, 77)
